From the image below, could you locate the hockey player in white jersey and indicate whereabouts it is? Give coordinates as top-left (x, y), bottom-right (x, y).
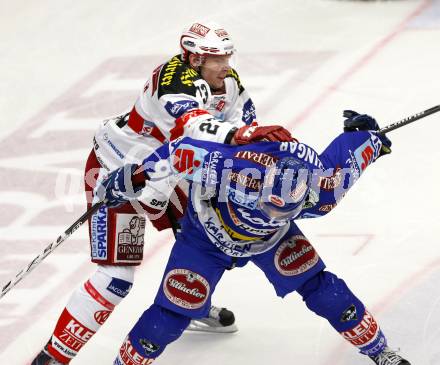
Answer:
top-left (31, 21), bottom-right (294, 365)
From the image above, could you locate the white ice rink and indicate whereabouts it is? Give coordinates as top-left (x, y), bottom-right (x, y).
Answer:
top-left (1, 0), bottom-right (440, 364)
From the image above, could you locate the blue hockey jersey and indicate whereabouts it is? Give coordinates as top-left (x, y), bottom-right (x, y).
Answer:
top-left (141, 131), bottom-right (384, 257)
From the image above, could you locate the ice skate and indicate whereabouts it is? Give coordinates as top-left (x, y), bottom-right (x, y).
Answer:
top-left (187, 306), bottom-right (238, 333)
top-left (31, 346), bottom-right (63, 365)
top-left (369, 347), bottom-right (411, 365)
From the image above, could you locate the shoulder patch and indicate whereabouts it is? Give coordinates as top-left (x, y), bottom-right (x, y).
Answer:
top-left (226, 68), bottom-right (245, 94)
top-left (242, 98), bottom-right (256, 125)
top-left (158, 56), bottom-right (202, 98)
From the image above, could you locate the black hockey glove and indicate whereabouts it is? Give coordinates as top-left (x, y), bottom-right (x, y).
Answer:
top-left (343, 110), bottom-right (392, 156)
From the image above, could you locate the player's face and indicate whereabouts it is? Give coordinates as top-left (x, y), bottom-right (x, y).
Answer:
top-left (200, 54), bottom-right (232, 90)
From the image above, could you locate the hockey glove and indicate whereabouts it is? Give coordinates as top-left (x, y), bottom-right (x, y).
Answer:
top-left (97, 164), bottom-right (146, 208)
top-left (343, 110), bottom-right (392, 156)
top-left (233, 125), bottom-right (295, 145)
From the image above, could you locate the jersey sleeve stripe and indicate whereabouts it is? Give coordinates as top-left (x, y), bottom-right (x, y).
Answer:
top-left (128, 106), bottom-right (167, 143)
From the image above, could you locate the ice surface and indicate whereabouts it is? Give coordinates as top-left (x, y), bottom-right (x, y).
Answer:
top-left (0, 0), bottom-right (439, 364)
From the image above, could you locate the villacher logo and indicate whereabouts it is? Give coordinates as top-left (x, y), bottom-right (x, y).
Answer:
top-left (274, 235), bottom-right (319, 276)
top-left (163, 269), bottom-right (210, 309)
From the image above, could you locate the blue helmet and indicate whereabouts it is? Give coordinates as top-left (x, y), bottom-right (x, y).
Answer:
top-left (258, 157), bottom-right (312, 221)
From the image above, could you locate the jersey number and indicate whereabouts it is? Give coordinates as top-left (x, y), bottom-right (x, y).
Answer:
top-left (196, 84), bottom-right (209, 104)
top-left (199, 122), bottom-right (219, 135)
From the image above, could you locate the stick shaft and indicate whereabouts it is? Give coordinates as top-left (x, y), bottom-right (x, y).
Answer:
top-left (2, 105), bottom-right (439, 299)
top-left (379, 105), bottom-right (440, 134)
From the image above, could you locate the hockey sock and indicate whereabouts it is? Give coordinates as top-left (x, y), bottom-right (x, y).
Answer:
top-left (115, 304), bottom-right (191, 364)
top-left (47, 265), bottom-right (134, 363)
top-left (297, 270), bottom-right (387, 357)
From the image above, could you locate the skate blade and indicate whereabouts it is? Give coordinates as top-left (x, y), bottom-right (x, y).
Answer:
top-left (186, 319), bottom-right (238, 333)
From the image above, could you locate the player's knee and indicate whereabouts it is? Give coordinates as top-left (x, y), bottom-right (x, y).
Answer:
top-left (87, 265), bottom-right (135, 306)
top-left (297, 270), bottom-right (365, 331)
top-left (69, 265), bottom-right (134, 319)
top-left (70, 265), bottom-right (134, 329)
top-left (127, 304), bottom-right (191, 358)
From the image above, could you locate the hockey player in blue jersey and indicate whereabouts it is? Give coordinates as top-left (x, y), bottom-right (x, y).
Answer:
top-left (99, 110), bottom-right (410, 365)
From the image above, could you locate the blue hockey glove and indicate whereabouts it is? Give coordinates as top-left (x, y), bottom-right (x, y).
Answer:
top-left (97, 164), bottom-right (145, 208)
top-left (343, 110), bottom-right (392, 155)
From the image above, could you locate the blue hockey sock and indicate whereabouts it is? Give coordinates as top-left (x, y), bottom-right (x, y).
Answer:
top-left (297, 270), bottom-right (387, 356)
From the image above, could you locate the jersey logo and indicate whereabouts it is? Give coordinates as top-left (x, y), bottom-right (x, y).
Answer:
top-left (180, 68), bottom-right (199, 86)
top-left (163, 269), bottom-right (210, 309)
top-left (216, 99), bottom-right (226, 112)
top-left (164, 99), bottom-right (198, 118)
top-left (160, 57), bottom-right (182, 87)
top-left (115, 215), bottom-right (145, 264)
top-left (274, 235), bottom-right (319, 276)
top-left (318, 167), bottom-right (343, 191)
top-left (91, 205), bottom-right (108, 260)
top-left (341, 310), bottom-right (381, 352)
top-left (341, 304), bottom-right (358, 322)
top-left (353, 139), bottom-right (379, 171)
top-left (234, 150), bottom-right (278, 168)
top-left (242, 98), bottom-right (256, 125)
top-left (158, 56), bottom-right (202, 98)
top-left (280, 141), bottom-right (324, 169)
top-left (172, 144), bottom-right (209, 182)
top-left (118, 337), bottom-right (155, 365)
top-left (106, 278), bottom-right (132, 298)
top-left (228, 171), bottom-right (262, 190)
top-left (139, 339), bottom-right (160, 355)
top-left (94, 310), bottom-right (111, 325)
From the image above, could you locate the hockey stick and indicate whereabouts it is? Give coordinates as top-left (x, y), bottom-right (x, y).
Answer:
top-left (378, 104), bottom-right (440, 134)
top-left (0, 200), bottom-right (106, 300)
top-left (2, 105), bottom-right (438, 301)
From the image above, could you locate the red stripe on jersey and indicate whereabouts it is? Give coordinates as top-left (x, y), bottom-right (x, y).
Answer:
top-left (170, 109), bottom-right (211, 141)
top-left (149, 125), bottom-right (167, 144)
top-left (84, 280), bottom-right (115, 311)
top-left (127, 106), bottom-right (144, 133)
top-left (151, 64), bottom-right (163, 96)
top-left (127, 107), bottom-right (167, 143)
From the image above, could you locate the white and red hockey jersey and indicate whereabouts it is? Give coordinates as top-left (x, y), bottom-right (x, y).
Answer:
top-left (93, 54), bottom-right (257, 172)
